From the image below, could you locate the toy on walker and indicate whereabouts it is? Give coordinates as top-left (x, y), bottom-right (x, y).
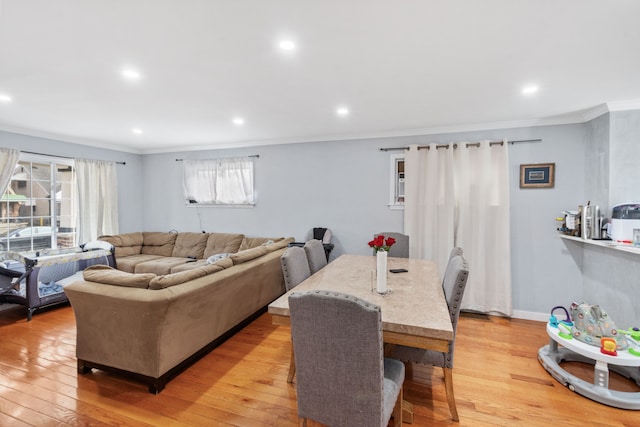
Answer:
top-left (549, 306), bottom-right (573, 339)
top-left (538, 302), bottom-right (640, 410)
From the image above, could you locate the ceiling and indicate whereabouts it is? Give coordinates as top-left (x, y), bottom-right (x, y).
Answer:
top-left (1, 0), bottom-right (639, 154)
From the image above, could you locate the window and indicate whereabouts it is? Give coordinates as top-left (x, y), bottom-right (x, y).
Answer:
top-left (389, 154), bottom-right (405, 209)
top-left (182, 157), bottom-right (255, 206)
top-left (0, 154), bottom-right (77, 252)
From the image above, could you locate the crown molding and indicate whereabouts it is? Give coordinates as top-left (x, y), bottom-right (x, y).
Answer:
top-left (606, 99), bottom-right (640, 112)
top-left (142, 116), bottom-right (590, 154)
top-left (0, 124), bottom-right (143, 154)
top-left (5, 100), bottom-right (640, 155)
top-left (580, 103), bottom-right (611, 122)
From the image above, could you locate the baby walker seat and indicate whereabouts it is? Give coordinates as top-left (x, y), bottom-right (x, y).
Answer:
top-left (538, 304), bottom-right (640, 410)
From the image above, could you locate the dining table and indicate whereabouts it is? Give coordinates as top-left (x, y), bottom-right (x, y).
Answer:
top-left (268, 253), bottom-right (454, 423)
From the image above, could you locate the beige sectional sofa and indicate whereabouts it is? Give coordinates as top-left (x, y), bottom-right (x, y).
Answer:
top-left (64, 231), bottom-right (293, 393)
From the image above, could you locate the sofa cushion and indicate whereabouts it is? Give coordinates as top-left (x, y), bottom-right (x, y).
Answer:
top-left (99, 232), bottom-right (143, 258)
top-left (141, 232), bottom-right (177, 257)
top-left (170, 259), bottom-right (207, 273)
top-left (264, 237), bottom-right (295, 253)
top-left (212, 257), bottom-right (233, 269)
top-left (82, 265), bottom-right (155, 289)
top-left (172, 232), bottom-right (209, 259)
top-left (134, 257), bottom-right (194, 275)
top-left (116, 254), bottom-right (164, 273)
top-left (169, 256), bottom-right (233, 273)
top-left (238, 236), bottom-right (284, 251)
top-left (229, 246), bottom-right (269, 265)
top-left (203, 233), bottom-right (245, 258)
top-left (148, 264), bottom-right (225, 289)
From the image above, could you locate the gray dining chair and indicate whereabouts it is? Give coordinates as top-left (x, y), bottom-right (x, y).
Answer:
top-left (373, 232), bottom-right (409, 258)
top-left (303, 239), bottom-right (327, 274)
top-left (280, 246), bottom-right (311, 292)
top-left (449, 246), bottom-right (463, 261)
top-left (387, 254), bottom-right (469, 421)
top-left (289, 290), bottom-right (404, 427)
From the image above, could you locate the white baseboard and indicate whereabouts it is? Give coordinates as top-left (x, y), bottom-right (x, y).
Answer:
top-left (512, 310), bottom-right (549, 323)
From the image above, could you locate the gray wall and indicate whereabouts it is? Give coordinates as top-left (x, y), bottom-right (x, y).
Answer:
top-left (610, 110), bottom-right (640, 207)
top-left (579, 110), bottom-right (640, 327)
top-left (6, 116), bottom-right (638, 323)
top-left (140, 136), bottom-right (423, 257)
top-left (585, 113), bottom-right (610, 211)
top-left (142, 123), bottom-right (588, 319)
top-left (0, 130), bottom-right (144, 233)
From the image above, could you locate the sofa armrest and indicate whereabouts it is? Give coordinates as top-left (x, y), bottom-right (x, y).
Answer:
top-left (64, 281), bottom-right (172, 377)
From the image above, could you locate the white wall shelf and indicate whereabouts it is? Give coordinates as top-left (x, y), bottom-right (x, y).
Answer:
top-left (560, 234), bottom-right (640, 255)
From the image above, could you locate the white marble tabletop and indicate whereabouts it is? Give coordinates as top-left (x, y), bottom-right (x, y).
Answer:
top-left (269, 254), bottom-right (454, 342)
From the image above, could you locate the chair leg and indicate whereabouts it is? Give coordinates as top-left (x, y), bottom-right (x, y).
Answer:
top-left (287, 346), bottom-right (296, 383)
top-left (443, 367), bottom-right (459, 421)
top-left (392, 386), bottom-right (403, 427)
top-left (404, 361), bottom-right (413, 378)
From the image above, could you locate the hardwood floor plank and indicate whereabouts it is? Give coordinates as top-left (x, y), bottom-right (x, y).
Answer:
top-left (1, 306), bottom-right (639, 426)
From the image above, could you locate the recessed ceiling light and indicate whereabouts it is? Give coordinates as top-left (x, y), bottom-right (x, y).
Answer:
top-left (278, 40), bottom-right (296, 51)
top-left (232, 117), bottom-right (245, 126)
top-left (336, 107), bottom-right (350, 117)
top-left (522, 85), bottom-right (539, 95)
top-left (122, 68), bottom-right (141, 80)
top-left (0, 94), bottom-right (12, 103)
top-left (132, 128), bottom-right (143, 135)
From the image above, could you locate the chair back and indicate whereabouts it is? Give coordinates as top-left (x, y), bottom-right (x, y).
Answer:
top-left (442, 254), bottom-right (470, 334)
top-left (373, 232), bottom-right (409, 258)
top-left (303, 239), bottom-right (327, 274)
top-left (289, 290), bottom-right (386, 427)
top-left (280, 247), bottom-right (311, 291)
top-left (308, 227), bottom-right (333, 244)
top-left (448, 246), bottom-right (463, 261)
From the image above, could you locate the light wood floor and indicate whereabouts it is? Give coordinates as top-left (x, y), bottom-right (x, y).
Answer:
top-left (0, 304), bottom-right (638, 426)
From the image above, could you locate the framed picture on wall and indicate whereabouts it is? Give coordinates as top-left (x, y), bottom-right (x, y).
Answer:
top-left (519, 163), bottom-right (555, 188)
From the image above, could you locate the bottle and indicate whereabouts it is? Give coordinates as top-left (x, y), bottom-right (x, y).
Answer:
top-left (575, 205), bottom-right (582, 237)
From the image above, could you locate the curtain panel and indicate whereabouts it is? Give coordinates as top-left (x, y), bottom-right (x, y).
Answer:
top-left (0, 147), bottom-right (20, 196)
top-left (75, 159), bottom-right (119, 243)
top-left (404, 140), bottom-right (512, 316)
top-left (183, 157), bottom-right (255, 205)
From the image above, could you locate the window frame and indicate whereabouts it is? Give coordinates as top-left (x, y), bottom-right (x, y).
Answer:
top-left (389, 153), bottom-right (405, 210)
top-left (0, 153), bottom-right (77, 251)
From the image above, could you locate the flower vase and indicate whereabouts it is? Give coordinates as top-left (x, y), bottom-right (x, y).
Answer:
top-left (376, 250), bottom-right (388, 294)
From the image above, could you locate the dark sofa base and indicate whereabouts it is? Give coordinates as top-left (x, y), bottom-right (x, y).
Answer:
top-left (77, 305), bottom-right (268, 394)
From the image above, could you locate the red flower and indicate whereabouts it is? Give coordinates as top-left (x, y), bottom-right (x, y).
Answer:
top-left (368, 234), bottom-right (396, 252)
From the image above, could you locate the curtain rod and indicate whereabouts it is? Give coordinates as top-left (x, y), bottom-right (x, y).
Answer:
top-left (379, 139), bottom-right (542, 151)
top-left (176, 154), bottom-right (260, 161)
top-left (21, 150), bottom-right (126, 165)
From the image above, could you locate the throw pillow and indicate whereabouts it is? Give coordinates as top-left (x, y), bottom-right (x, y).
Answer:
top-left (206, 253), bottom-right (231, 264)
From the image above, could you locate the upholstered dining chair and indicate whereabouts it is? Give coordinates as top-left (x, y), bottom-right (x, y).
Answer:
top-left (373, 232), bottom-right (409, 258)
top-left (280, 247), bottom-right (311, 292)
top-left (449, 246), bottom-right (463, 261)
top-left (303, 239), bottom-right (327, 274)
top-left (289, 290), bottom-right (405, 427)
top-left (387, 254), bottom-right (469, 421)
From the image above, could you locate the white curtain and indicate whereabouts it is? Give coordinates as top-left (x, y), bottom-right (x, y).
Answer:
top-left (404, 143), bottom-right (455, 275)
top-left (0, 147), bottom-right (20, 195)
top-left (183, 157), bottom-right (254, 205)
top-left (404, 140), bottom-right (512, 316)
top-left (75, 159), bottom-right (119, 243)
